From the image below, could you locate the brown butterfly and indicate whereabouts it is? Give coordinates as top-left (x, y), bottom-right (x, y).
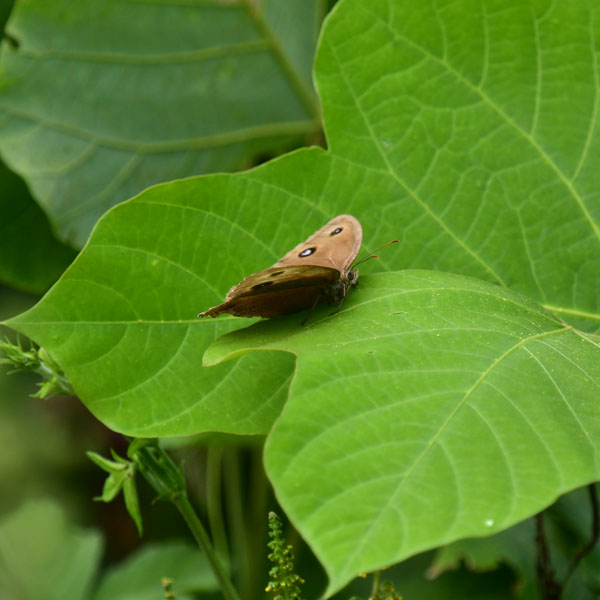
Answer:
top-left (198, 215), bottom-right (394, 320)
top-left (198, 215), bottom-right (398, 320)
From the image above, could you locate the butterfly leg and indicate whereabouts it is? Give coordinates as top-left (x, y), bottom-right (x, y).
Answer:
top-left (329, 296), bottom-right (347, 317)
top-left (301, 293), bottom-right (322, 325)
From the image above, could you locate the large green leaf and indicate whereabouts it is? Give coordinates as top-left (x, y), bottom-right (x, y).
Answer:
top-left (205, 271), bottom-right (600, 594)
top-left (2, 0), bottom-right (600, 594)
top-left (0, 0), bottom-right (322, 247)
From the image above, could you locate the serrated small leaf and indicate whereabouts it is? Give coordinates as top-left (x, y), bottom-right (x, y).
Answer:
top-left (96, 471), bottom-right (127, 504)
top-left (123, 472), bottom-right (143, 536)
top-left (111, 447), bottom-right (132, 465)
top-left (86, 450), bottom-right (126, 474)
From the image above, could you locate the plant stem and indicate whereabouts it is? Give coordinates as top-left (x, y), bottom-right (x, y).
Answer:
top-left (224, 449), bottom-right (250, 594)
top-left (535, 513), bottom-right (561, 600)
top-left (371, 569), bottom-right (381, 598)
top-left (563, 483), bottom-right (600, 589)
top-left (130, 439), bottom-right (240, 600)
top-left (206, 445), bottom-right (230, 562)
top-left (248, 446), bottom-right (270, 600)
top-left (173, 493), bottom-right (240, 600)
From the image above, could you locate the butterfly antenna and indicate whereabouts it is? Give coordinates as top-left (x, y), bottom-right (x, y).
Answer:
top-left (353, 239), bottom-right (399, 267)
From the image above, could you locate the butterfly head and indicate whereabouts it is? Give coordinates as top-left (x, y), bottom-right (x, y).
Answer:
top-left (344, 267), bottom-right (359, 288)
top-left (323, 267), bottom-right (358, 307)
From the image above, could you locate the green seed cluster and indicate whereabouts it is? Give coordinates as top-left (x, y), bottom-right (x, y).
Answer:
top-left (265, 512), bottom-right (304, 600)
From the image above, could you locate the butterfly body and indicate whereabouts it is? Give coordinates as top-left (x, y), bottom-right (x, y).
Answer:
top-left (198, 215), bottom-right (363, 319)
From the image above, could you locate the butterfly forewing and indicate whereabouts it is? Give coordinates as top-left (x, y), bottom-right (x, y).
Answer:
top-left (274, 214), bottom-right (362, 271)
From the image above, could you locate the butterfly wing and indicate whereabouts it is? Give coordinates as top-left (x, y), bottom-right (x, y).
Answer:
top-left (199, 265), bottom-right (340, 318)
top-left (198, 215), bottom-right (363, 319)
top-left (273, 214), bottom-right (362, 271)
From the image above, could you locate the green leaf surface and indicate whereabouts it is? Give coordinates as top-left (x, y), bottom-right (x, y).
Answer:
top-left (0, 160), bottom-right (75, 292)
top-left (205, 270), bottom-right (600, 593)
top-left (0, 499), bottom-right (103, 600)
top-left (0, 0), bottom-right (322, 247)
top-left (93, 541), bottom-right (217, 600)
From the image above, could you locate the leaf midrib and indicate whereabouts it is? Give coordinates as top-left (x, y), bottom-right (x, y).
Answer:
top-left (0, 103), bottom-right (317, 152)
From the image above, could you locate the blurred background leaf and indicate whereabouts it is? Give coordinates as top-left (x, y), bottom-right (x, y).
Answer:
top-left (0, 160), bottom-right (75, 293)
top-left (0, 1), bottom-right (76, 294)
top-left (92, 540), bottom-right (218, 600)
top-left (0, 0), bottom-right (325, 247)
top-left (0, 499), bottom-right (103, 600)
top-left (0, 0), bottom-right (12, 31)
top-left (430, 486), bottom-right (600, 599)
top-left (0, 499), bottom-right (219, 600)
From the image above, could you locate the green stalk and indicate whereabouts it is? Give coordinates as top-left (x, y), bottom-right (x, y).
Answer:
top-left (206, 445), bottom-right (230, 562)
top-left (371, 570), bottom-right (381, 598)
top-left (247, 446), bottom-right (270, 600)
top-left (174, 493), bottom-right (240, 600)
top-left (224, 449), bottom-right (250, 593)
top-left (129, 439), bottom-right (240, 600)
